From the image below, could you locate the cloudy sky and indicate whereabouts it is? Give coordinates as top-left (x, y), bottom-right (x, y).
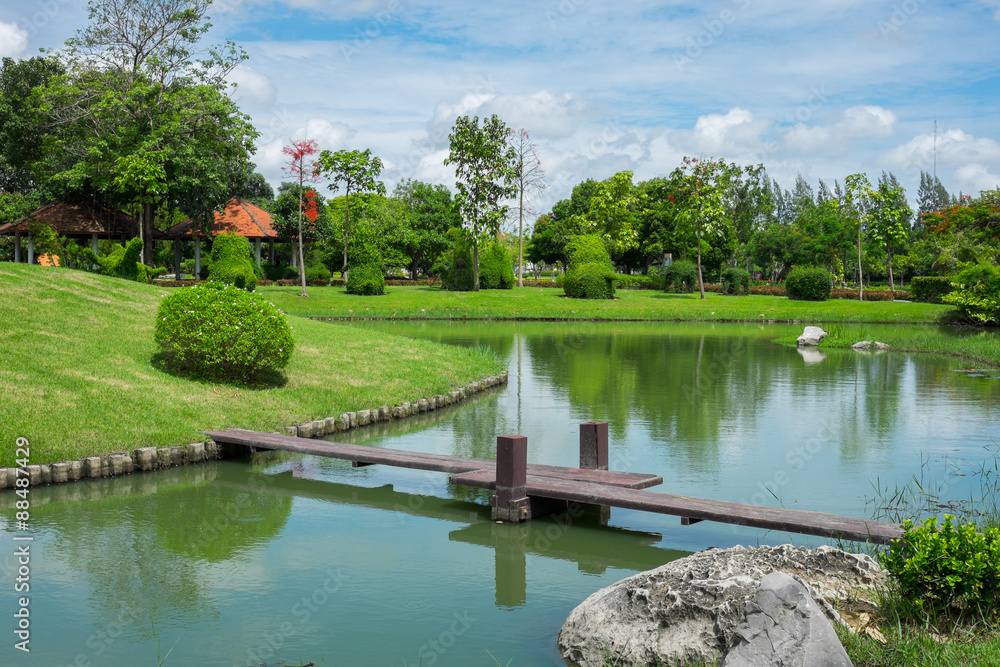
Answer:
top-left (2, 0), bottom-right (1000, 221)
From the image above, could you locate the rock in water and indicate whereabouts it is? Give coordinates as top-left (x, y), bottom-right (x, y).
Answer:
top-left (558, 545), bottom-right (883, 667)
top-left (797, 326), bottom-right (829, 346)
top-left (724, 571), bottom-right (854, 667)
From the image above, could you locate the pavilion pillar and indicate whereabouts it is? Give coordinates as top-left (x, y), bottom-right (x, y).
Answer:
top-left (27, 235), bottom-right (34, 265)
top-left (194, 237), bottom-right (201, 279)
top-left (14, 231), bottom-right (21, 263)
top-left (91, 233), bottom-right (98, 255)
top-left (173, 241), bottom-right (182, 279)
top-left (291, 240), bottom-right (298, 268)
top-left (254, 238), bottom-right (262, 267)
top-left (269, 239), bottom-right (275, 266)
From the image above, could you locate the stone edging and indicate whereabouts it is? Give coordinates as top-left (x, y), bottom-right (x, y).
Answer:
top-left (0, 371), bottom-right (508, 491)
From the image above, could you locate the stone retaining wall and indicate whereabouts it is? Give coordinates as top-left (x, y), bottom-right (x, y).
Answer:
top-left (0, 371), bottom-right (508, 490)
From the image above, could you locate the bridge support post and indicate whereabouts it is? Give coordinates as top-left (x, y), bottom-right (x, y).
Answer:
top-left (492, 435), bottom-right (530, 523)
top-left (580, 421), bottom-right (611, 524)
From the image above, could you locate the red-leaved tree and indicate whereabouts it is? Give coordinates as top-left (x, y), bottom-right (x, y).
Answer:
top-left (282, 139), bottom-right (322, 297)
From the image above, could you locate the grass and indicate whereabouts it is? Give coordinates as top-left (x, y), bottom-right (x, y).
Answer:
top-left (259, 284), bottom-right (954, 325)
top-left (0, 265), bottom-right (504, 467)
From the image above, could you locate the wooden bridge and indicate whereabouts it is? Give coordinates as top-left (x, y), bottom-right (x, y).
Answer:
top-left (205, 422), bottom-right (904, 545)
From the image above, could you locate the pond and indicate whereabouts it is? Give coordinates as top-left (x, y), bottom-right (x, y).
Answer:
top-left (2, 321), bottom-right (997, 666)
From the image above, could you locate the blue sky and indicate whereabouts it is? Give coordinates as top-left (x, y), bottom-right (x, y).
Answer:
top-left (2, 0), bottom-right (1000, 221)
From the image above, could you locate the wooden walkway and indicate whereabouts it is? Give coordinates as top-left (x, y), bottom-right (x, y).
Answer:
top-left (205, 422), bottom-right (903, 545)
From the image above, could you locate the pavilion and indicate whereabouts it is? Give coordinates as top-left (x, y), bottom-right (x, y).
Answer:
top-left (0, 202), bottom-right (143, 265)
top-left (168, 198), bottom-right (279, 277)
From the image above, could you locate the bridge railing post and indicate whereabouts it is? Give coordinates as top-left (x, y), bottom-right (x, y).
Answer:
top-left (492, 435), bottom-right (530, 523)
top-left (579, 421), bottom-right (608, 470)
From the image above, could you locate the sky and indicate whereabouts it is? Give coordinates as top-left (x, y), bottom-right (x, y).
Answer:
top-left (1, 0), bottom-right (1000, 224)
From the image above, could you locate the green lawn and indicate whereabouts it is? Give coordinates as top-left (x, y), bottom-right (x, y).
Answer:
top-left (0, 265), bottom-right (504, 466)
top-left (261, 284), bottom-right (953, 323)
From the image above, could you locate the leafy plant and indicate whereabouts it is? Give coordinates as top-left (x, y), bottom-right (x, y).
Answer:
top-left (882, 515), bottom-right (1000, 619)
top-left (910, 276), bottom-right (955, 304)
top-left (721, 267), bottom-right (751, 295)
top-left (208, 233), bottom-right (257, 291)
top-left (478, 241), bottom-right (514, 290)
top-left (98, 237), bottom-right (150, 283)
top-left (154, 282), bottom-right (294, 384)
top-left (345, 263), bottom-right (385, 295)
top-left (563, 261), bottom-right (617, 299)
top-left (664, 260), bottom-right (698, 293)
top-left (942, 263), bottom-right (1000, 324)
top-left (785, 266), bottom-right (832, 301)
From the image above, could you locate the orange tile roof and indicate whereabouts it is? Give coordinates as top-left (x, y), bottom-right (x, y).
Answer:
top-left (0, 202), bottom-right (139, 238)
top-left (169, 198), bottom-right (278, 239)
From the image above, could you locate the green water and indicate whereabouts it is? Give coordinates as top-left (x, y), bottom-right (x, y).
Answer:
top-left (2, 321), bottom-right (998, 666)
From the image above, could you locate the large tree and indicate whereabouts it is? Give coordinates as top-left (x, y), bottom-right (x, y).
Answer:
top-left (443, 114), bottom-right (518, 291)
top-left (0, 56), bottom-right (62, 194)
top-left (282, 140), bottom-right (322, 297)
top-left (39, 0), bottom-right (257, 265)
top-left (672, 157), bottom-right (731, 299)
top-left (507, 128), bottom-right (546, 286)
top-left (317, 148), bottom-right (386, 280)
top-left (392, 180), bottom-right (459, 279)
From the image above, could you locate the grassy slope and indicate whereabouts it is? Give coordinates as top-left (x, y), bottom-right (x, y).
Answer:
top-left (0, 265), bottom-right (503, 466)
top-left (262, 284), bottom-right (953, 323)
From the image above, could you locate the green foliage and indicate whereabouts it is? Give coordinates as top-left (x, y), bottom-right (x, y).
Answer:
top-left (785, 266), bottom-right (832, 301)
top-left (98, 237), bottom-right (150, 283)
top-left (565, 234), bottom-right (612, 268)
top-left (304, 262), bottom-right (331, 282)
top-left (615, 273), bottom-right (663, 290)
top-left (910, 276), bottom-right (956, 304)
top-left (721, 267), bottom-right (751, 295)
top-left (345, 263), bottom-right (385, 295)
top-left (445, 247), bottom-right (475, 292)
top-left (208, 233), bottom-right (257, 291)
top-left (563, 262), bottom-right (617, 299)
top-left (882, 515), bottom-right (1000, 618)
top-left (664, 259), bottom-right (698, 293)
top-left (942, 264), bottom-right (1000, 324)
top-left (478, 242), bottom-right (514, 290)
top-left (154, 282), bottom-right (294, 384)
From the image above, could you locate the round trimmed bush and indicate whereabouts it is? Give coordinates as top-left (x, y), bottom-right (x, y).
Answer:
top-left (785, 266), bottom-right (832, 301)
top-left (721, 267), bottom-right (751, 295)
top-left (565, 234), bottom-right (612, 267)
top-left (208, 233), bottom-right (257, 291)
top-left (664, 260), bottom-right (698, 293)
top-left (478, 242), bottom-right (515, 290)
top-left (564, 262), bottom-right (617, 299)
top-left (154, 282), bottom-right (294, 383)
top-left (345, 263), bottom-right (385, 295)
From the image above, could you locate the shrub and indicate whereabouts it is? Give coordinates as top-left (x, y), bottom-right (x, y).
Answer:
top-left (208, 233), bottom-right (257, 291)
top-left (565, 234), bottom-right (612, 267)
top-left (616, 273), bottom-right (662, 290)
top-left (305, 262), bottom-right (331, 282)
top-left (910, 276), bottom-right (955, 303)
top-left (154, 282), bottom-right (294, 383)
top-left (98, 237), bottom-right (151, 283)
top-left (664, 260), bottom-right (698, 293)
top-left (445, 248), bottom-right (475, 291)
top-left (478, 242), bottom-right (515, 290)
top-left (264, 264), bottom-right (298, 281)
top-left (721, 267), bottom-right (751, 295)
top-left (785, 267), bottom-right (832, 301)
top-left (564, 262), bottom-right (617, 299)
top-left (345, 263), bottom-right (385, 295)
top-left (882, 515), bottom-right (1000, 618)
top-left (942, 263), bottom-right (1000, 324)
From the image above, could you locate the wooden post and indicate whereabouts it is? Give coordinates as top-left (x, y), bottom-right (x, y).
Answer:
top-left (492, 435), bottom-right (529, 523)
top-left (14, 231), bottom-right (21, 263)
top-left (580, 421), bottom-right (608, 470)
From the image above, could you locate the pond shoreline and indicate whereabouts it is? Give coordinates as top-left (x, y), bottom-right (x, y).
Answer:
top-left (0, 370), bottom-right (508, 491)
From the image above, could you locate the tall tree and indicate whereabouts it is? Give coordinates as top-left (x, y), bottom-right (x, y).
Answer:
top-left (392, 180), bottom-right (459, 279)
top-left (916, 170), bottom-right (953, 215)
top-left (317, 148), bottom-right (386, 280)
top-left (0, 56), bottom-right (62, 193)
top-left (443, 114), bottom-right (518, 291)
top-left (282, 139), bottom-right (322, 297)
top-left (869, 175), bottom-right (911, 291)
top-left (673, 157), bottom-right (730, 299)
top-left (507, 128), bottom-right (546, 286)
top-left (843, 173), bottom-right (874, 300)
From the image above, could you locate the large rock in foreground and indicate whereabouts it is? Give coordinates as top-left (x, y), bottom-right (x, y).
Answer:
top-left (558, 545), bottom-right (883, 667)
top-left (797, 326), bottom-right (829, 346)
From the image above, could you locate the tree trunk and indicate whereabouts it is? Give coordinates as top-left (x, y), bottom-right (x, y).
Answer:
top-left (518, 186), bottom-right (524, 287)
top-left (697, 225), bottom-right (706, 300)
top-left (298, 179), bottom-right (308, 297)
top-left (410, 260), bottom-right (418, 280)
top-left (472, 239), bottom-right (480, 291)
top-left (342, 185), bottom-right (351, 279)
top-left (857, 224), bottom-right (864, 302)
top-left (143, 201), bottom-right (154, 266)
top-left (887, 247), bottom-right (895, 292)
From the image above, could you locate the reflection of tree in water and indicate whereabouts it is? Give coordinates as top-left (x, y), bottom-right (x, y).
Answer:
top-left (524, 331), bottom-right (782, 466)
top-left (30, 469), bottom-right (292, 639)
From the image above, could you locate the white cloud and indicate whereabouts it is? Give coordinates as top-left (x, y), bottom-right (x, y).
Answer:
top-left (0, 21), bottom-right (28, 58)
top-left (670, 108), bottom-right (768, 158)
top-left (954, 163), bottom-right (1000, 194)
top-left (227, 65), bottom-right (276, 107)
top-left (783, 105), bottom-right (897, 154)
top-left (884, 129), bottom-right (1000, 169)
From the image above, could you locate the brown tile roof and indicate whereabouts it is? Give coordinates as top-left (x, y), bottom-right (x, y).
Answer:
top-left (168, 198), bottom-right (278, 239)
top-left (0, 202), bottom-right (140, 238)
